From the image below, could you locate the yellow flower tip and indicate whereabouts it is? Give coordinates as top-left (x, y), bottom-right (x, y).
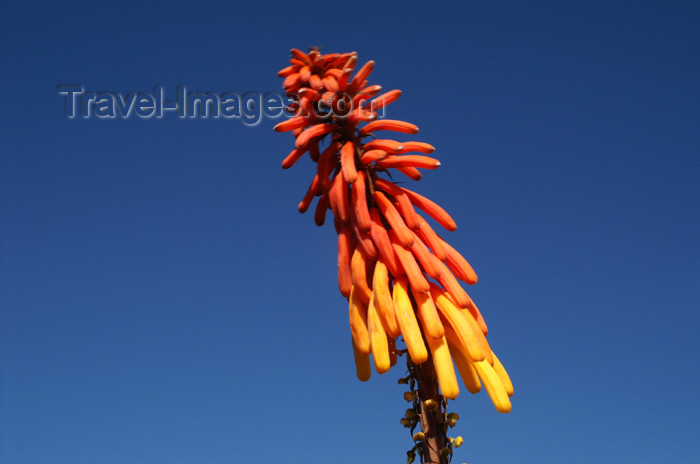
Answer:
top-left (453, 436), bottom-right (464, 448)
top-left (400, 417), bottom-right (412, 427)
top-left (447, 412), bottom-right (460, 421)
top-left (404, 391), bottom-right (414, 402)
top-left (412, 432), bottom-right (425, 441)
top-left (423, 399), bottom-right (438, 411)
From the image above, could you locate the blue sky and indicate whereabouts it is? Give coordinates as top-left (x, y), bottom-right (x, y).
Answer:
top-left (1, 1), bottom-right (699, 463)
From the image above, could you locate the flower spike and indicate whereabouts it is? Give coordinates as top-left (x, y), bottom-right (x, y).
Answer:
top-left (276, 47), bottom-right (513, 422)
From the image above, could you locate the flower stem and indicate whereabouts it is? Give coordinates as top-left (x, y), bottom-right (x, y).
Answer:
top-left (410, 356), bottom-right (449, 464)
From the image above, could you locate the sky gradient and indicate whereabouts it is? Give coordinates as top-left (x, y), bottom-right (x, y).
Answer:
top-left (2, 2), bottom-right (699, 463)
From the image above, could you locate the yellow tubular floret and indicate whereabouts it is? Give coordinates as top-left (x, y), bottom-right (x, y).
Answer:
top-left (348, 286), bottom-right (371, 354)
top-left (425, 334), bottom-right (460, 399)
top-left (352, 338), bottom-right (372, 381)
top-left (445, 329), bottom-right (482, 394)
top-left (454, 301), bottom-right (493, 365)
top-left (430, 283), bottom-right (485, 362)
top-left (350, 247), bottom-right (372, 305)
top-left (473, 360), bottom-right (511, 413)
top-left (392, 276), bottom-right (428, 364)
top-left (411, 287), bottom-right (445, 339)
top-left (491, 351), bottom-right (514, 397)
top-left (367, 293), bottom-right (391, 374)
top-left (372, 260), bottom-right (401, 337)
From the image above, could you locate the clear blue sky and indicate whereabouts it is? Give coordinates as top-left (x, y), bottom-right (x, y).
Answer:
top-left (2, 1), bottom-right (699, 463)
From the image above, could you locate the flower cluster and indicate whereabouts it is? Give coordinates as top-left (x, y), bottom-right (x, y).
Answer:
top-left (276, 48), bottom-right (513, 413)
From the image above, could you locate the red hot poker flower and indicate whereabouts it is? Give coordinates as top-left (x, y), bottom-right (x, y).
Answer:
top-left (276, 47), bottom-right (513, 414)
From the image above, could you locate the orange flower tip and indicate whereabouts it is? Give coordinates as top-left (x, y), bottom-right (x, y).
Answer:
top-left (273, 121), bottom-right (294, 132)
